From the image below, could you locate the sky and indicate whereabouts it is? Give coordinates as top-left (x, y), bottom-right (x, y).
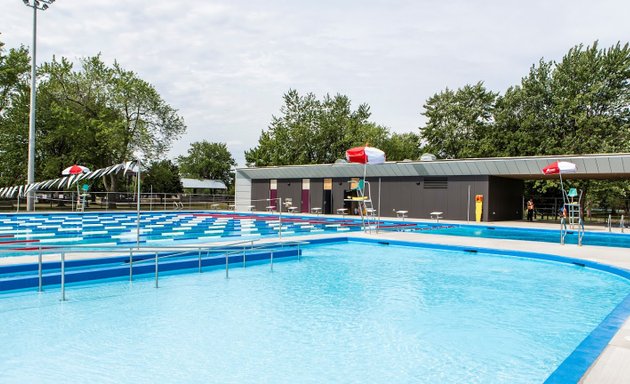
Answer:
top-left (2, 0), bottom-right (629, 166)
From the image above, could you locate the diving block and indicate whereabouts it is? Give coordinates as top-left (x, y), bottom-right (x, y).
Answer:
top-left (396, 210), bottom-right (408, 220)
top-left (430, 211), bottom-right (443, 222)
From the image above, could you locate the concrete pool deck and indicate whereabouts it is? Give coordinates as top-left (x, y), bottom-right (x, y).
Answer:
top-left (1, 215), bottom-right (629, 383)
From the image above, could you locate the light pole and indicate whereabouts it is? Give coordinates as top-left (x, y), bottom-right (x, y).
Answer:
top-left (23, 0), bottom-right (56, 211)
top-left (136, 158), bottom-right (141, 249)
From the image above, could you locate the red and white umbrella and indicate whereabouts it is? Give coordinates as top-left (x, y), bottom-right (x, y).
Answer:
top-left (542, 161), bottom-right (577, 204)
top-left (542, 161), bottom-right (577, 175)
top-left (345, 146), bottom-right (386, 164)
top-left (62, 164), bottom-right (91, 175)
top-left (345, 146), bottom-right (386, 196)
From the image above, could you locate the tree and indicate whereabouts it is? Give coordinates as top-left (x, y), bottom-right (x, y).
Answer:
top-left (142, 159), bottom-right (183, 194)
top-left (245, 89), bottom-right (406, 166)
top-left (177, 141), bottom-right (236, 186)
top-left (35, 54), bottom-right (187, 192)
top-left (419, 82), bottom-right (497, 159)
top-left (550, 42), bottom-right (630, 154)
top-left (0, 39), bottom-right (30, 186)
top-left (492, 61), bottom-right (553, 157)
top-left (380, 132), bottom-right (421, 161)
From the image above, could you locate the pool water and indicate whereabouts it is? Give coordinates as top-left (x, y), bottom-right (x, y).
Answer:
top-left (1, 241), bottom-right (629, 383)
top-left (410, 223), bottom-right (630, 248)
top-left (2, 212), bottom-right (629, 256)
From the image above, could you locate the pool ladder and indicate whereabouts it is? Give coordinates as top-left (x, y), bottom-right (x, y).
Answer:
top-left (560, 217), bottom-right (585, 246)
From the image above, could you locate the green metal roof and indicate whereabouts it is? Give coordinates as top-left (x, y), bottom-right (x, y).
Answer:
top-left (236, 154), bottom-right (630, 180)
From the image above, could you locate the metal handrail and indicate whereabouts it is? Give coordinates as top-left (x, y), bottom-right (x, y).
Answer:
top-left (1, 238), bottom-right (309, 301)
top-left (560, 217), bottom-right (567, 245)
top-left (0, 238), bottom-right (264, 255)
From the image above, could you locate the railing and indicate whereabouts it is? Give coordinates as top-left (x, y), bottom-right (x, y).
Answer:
top-left (0, 239), bottom-right (308, 301)
top-left (0, 191), bottom-right (234, 212)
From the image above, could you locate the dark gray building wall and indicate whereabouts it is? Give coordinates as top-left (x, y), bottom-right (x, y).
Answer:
top-left (248, 175), bottom-right (522, 221)
top-left (447, 176), bottom-right (490, 221)
top-left (276, 179), bottom-right (302, 210)
top-left (310, 179), bottom-right (323, 212)
top-left (368, 176), bottom-right (489, 220)
top-left (332, 178), bottom-right (347, 212)
top-left (488, 176), bottom-right (524, 221)
top-left (251, 180), bottom-right (270, 211)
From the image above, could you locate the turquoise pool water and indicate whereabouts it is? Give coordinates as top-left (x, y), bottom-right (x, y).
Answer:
top-left (1, 242), bottom-right (629, 383)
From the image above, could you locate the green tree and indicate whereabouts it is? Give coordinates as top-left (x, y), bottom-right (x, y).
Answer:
top-left (245, 89), bottom-right (402, 166)
top-left (550, 42), bottom-right (630, 154)
top-left (380, 132), bottom-right (421, 161)
top-left (419, 82), bottom-right (497, 159)
top-left (33, 54), bottom-right (187, 192)
top-left (177, 141), bottom-right (236, 186)
top-left (142, 159), bottom-right (183, 194)
top-left (0, 39), bottom-right (30, 186)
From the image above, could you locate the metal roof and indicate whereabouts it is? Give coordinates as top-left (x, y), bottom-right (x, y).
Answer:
top-left (236, 153), bottom-right (630, 180)
top-left (181, 178), bottom-right (227, 189)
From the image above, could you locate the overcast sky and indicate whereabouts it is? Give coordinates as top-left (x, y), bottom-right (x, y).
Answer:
top-left (2, 0), bottom-right (629, 166)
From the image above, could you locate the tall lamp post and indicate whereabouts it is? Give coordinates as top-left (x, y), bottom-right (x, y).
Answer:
top-left (134, 155), bottom-right (142, 249)
top-left (22, 0), bottom-right (56, 211)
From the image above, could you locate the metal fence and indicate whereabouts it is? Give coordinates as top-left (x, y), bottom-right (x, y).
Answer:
top-left (522, 196), bottom-right (629, 224)
top-left (0, 191), bottom-right (234, 212)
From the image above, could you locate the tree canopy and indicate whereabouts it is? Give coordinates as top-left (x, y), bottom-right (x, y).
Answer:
top-left (245, 89), bottom-right (419, 166)
top-left (0, 40), bottom-right (30, 186)
top-left (142, 159), bottom-right (183, 194)
top-left (177, 141), bottom-right (236, 187)
top-left (420, 41), bottom-right (630, 209)
top-left (0, 39), bottom-right (186, 192)
top-left (420, 41), bottom-right (630, 158)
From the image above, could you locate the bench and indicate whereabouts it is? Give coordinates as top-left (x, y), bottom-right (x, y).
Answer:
top-left (430, 211), bottom-right (443, 222)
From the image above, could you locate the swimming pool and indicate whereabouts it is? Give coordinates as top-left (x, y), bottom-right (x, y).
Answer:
top-left (2, 239), bottom-right (629, 383)
top-left (1, 211), bottom-right (628, 258)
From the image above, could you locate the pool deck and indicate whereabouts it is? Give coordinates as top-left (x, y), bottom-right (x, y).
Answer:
top-left (1, 214), bottom-right (629, 383)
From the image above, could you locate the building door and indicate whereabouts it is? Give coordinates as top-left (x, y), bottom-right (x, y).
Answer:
top-left (269, 179), bottom-right (277, 208)
top-left (301, 179), bottom-right (310, 213)
top-left (323, 178), bottom-right (332, 214)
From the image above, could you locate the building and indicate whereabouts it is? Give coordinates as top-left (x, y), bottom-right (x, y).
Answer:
top-left (234, 154), bottom-right (630, 221)
top-left (181, 178), bottom-right (227, 194)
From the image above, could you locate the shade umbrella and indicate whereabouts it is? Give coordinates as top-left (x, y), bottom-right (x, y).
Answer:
top-left (62, 164), bottom-right (91, 175)
top-left (542, 161), bottom-right (577, 204)
top-left (345, 146), bottom-right (386, 183)
top-left (62, 164), bottom-right (91, 210)
top-left (345, 146), bottom-right (386, 165)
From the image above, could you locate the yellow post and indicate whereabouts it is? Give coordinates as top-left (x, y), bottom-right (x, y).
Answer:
top-left (475, 195), bottom-right (483, 222)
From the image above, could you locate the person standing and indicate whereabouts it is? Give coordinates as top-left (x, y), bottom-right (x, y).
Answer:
top-left (527, 198), bottom-right (535, 221)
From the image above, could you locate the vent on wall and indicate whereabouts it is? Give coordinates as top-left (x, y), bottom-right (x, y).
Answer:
top-left (424, 177), bottom-right (448, 189)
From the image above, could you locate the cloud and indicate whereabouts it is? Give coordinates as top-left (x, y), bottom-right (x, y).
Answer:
top-left (2, 0), bottom-right (629, 166)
